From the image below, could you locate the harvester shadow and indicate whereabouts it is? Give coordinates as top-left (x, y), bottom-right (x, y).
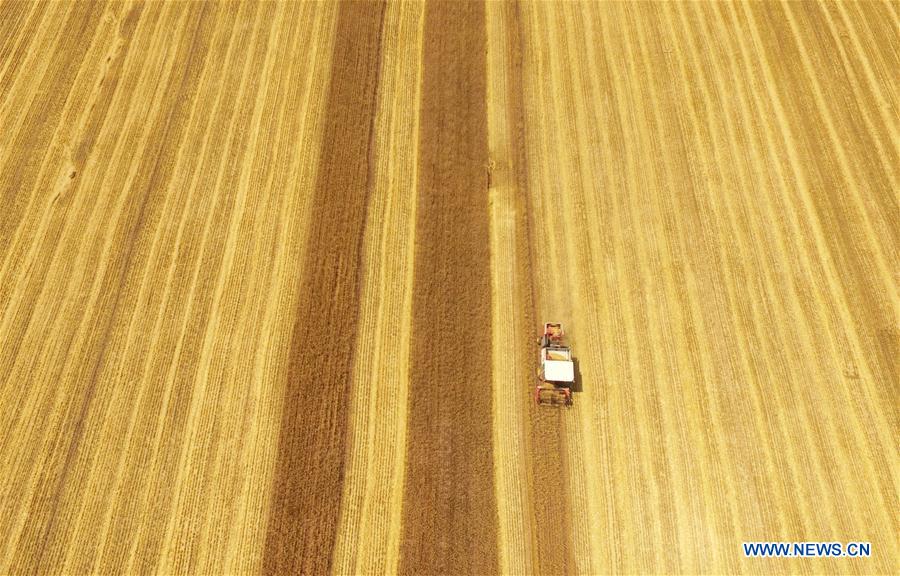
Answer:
top-left (571, 356), bottom-right (583, 394)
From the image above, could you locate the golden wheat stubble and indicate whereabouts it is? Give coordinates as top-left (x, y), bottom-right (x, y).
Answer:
top-left (503, 3), bottom-right (577, 572)
top-left (262, 2), bottom-right (386, 574)
top-left (398, 2), bottom-right (499, 574)
top-left (0, 1), bottom-right (108, 261)
top-left (7, 3), bottom-right (216, 570)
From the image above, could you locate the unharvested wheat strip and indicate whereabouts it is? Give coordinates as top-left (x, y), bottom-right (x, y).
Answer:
top-left (153, 8), bottom-right (277, 570)
top-left (484, 3), bottom-right (536, 573)
top-left (398, 3), bottom-right (496, 572)
top-left (775, 2), bottom-right (898, 294)
top-left (331, 2), bottom-right (422, 574)
top-left (720, 1), bottom-right (899, 499)
top-left (0, 1), bottom-right (137, 326)
top-left (0, 6), bottom-right (187, 567)
top-left (829, 2), bottom-right (899, 141)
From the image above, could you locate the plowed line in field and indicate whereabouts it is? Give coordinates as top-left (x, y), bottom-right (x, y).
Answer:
top-left (262, 2), bottom-right (386, 574)
top-left (398, 2), bottom-right (497, 574)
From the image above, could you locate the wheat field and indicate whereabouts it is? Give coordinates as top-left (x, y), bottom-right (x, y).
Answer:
top-left (0, 1), bottom-right (897, 574)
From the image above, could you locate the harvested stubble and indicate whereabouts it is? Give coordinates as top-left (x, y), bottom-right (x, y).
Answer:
top-left (0, 1), bottom-right (896, 574)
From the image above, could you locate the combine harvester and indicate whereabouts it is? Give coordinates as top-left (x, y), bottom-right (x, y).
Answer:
top-left (535, 322), bottom-right (575, 406)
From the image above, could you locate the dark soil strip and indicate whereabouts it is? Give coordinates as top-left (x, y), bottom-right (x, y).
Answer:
top-left (504, 3), bottom-right (577, 573)
top-left (262, 2), bottom-right (386, 574)
top-left (398, 2), bottom-right (498, 574)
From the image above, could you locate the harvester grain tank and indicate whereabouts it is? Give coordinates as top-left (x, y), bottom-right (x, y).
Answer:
top-left (535, 322), bottom-right (574, 406)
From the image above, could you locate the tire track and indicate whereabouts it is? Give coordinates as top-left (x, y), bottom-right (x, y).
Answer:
top-left (262, 3), bottom-right (386, 574)
top-left (398, 2), bottom-right (498, 574)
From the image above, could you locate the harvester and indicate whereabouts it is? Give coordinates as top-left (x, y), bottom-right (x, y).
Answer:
top-left (535, 322), bottom-right (574, 406)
